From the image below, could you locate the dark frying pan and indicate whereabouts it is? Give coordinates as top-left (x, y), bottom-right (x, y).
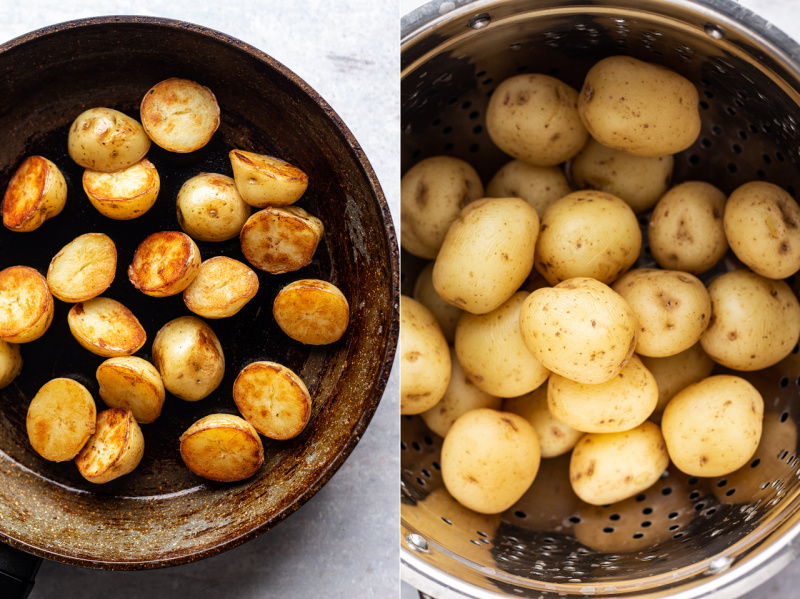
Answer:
top-left (0, 14), bottom-right (399, 589)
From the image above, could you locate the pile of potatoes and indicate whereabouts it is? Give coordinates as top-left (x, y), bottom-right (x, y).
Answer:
top-left (401, 55), bottom-right (800, 523)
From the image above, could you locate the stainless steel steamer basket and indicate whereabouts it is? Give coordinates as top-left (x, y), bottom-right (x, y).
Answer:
top-left (401, 1), bottom-right (800, 597)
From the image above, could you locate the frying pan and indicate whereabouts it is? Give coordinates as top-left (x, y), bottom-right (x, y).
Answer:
top-left (0, 13), bottom-right (398, 592)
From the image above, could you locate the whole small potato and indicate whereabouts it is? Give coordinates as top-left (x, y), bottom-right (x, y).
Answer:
top-left (401, 156), bottom-right (483, 259)
top-left (485, 160), bottom-right (571, 217)
top-left (486, 74), bottom-right (588, 166)
top-left (433, 197), bottom-right (538, 314)
top-left (662, 375), bottom-right (763, 477)
top-left (534, 190), bottom-right (641, 286)
top-left (413, 262), bottom-right (462, 344)
top-left (578, 56), bottom-right (700, 157)
top-left (67, 107), bottom-right (150, 172)
top-left (176, 173), bottom-right (252, 242)
top-left (0, 340), bottom-right (22, 389)
top-left (640, 343), bottom-right (715, 416)
top-left (503, 385), bottom-right (582, 458)
top-left (442, 408), bottom-right (541, 514)
top-left (648, 181), bottom-right (728, 274)
top-left (700, 269), bottom-right (800, 371)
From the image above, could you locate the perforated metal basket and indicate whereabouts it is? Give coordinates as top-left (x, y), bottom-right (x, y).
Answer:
top-left (400, 1), bottom-right (800, 597)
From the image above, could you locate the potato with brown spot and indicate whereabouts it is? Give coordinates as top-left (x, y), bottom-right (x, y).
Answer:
top-left (180, 413), bottom-right (264, 482)
top-left (68, 107), bottom-right (151, 172)
top-left (75, 408), bottom-right (144, 483)
top-left (176, 173), bottom-right (251, 242)
top-left (82, 158), bottom-right (160, 220)
top-left (47, 233), bottom-right (116, 303)
top-left (640, 342), bottom-right (715, 417)
top-left (0, 265), bottom-right (54, 343)
top-left (183, 256), bottom-right (259, 319)
top-left (26, 378), bottom-right (96, 462)
top-left (273, 279), bottom-right (349, 345)
top-left (2, 156), bottom-right (67, 232)
top-left (485, 160), bottom-right (571, 217)
top-left (229, 149), bottom-right (309, 208)
top-left (503, 384), bottom-right (581, 457)
top-left (0, 340), bottom-right (21, 389)
top-left (239, 205), bottom-right (323, 273)
top-left (128, 231), bottom-right (201, 297)
top-left (401, 296), bottom-right (450, 415)
top-left (96, 356), bottom-right (165, 424)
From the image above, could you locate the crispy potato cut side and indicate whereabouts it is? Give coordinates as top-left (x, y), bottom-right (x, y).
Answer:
top-left (47, 232), bottom-right (117, 302)
top-left (68, 297), bottom-right (146, 357)
top-left (2, 155), bottom-right (67, 232)
top-left (183, 256), bottom-right (259, 319)
top-left (0, 265), bottom-right (54, 343)
top-left (26, 378), bottom-right (96, 462)
top-left (273, 279), bottom-right (349, 345)
top-left (180, 414), bottom-right (264, 482)
top-left (75, 408), bottom-right (144, 484)
top-left (229, 149), bottom-right (309, 208)
top-left (239, 206), bottom-right (323, 273)
top-left (96, 357), bottom-right (165, 423)
top-left (233, 361), bottom-right (311, 440)
top-left (128, 230), bottom-right (201, 297)
top-left (83, 158), bottom-right (160, 220)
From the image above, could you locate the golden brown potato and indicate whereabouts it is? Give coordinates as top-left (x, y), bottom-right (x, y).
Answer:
top-left (412, 261), bottom-right (462, 344)
top-left (272, 279), bottom-right (349, 345)
top-left (0, 265), bottom-right (54, 343)
top-left (2, 156), bottom-right (67, 232)
top-left (75, 408), bottom-right (144, 484)
top-left (67, 107), bottom-right (151, 172)
top-left (26, 378), bottom-right (96, 462)
top-left (183, 256), bottom-right (259, 319)
top-left (640, 343), bottom-right (715, 417)
top-left (47, 232), bottom-right (117, 303)
top-left (229, 149), bottom-right (309, 208)
top-left (82, 158), bottom-right (160, 220)
top-left (503, 385), bottom-right (582, 458)
top-left (180, 413), bottom-right (264, 482)
top-left (128, 231), bottom-right (202, 297)
top-left (0, 340), bottom-right (22, 389)
top-left (96, 356), bottom-right (165, 424)
top-left (239, 206), bottom-right (324, 273)
top-left (68, 297), bottom-right (146, 357)
top-left (176, 173), bottom-right (252, 242)
top-left (485, 160), bottom-right (571, 217)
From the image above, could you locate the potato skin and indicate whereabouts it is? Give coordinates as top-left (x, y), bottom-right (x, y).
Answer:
top-left (176, 173), bottom-right (251, 242)
top-left (503, 385), bottom-right (581, 458)
top-left (413, 261), bottom-right (462, 344)
top-left (485, 160), bottom-right (571, 217)
top-left (67, 107), bottom-right (150, 172)
top-left (229, 149), bottom-right (309, 208)
top-left (640, 342), bottom-right (715, 416)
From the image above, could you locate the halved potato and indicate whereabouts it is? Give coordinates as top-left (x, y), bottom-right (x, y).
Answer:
top-left (140, 78), bottom-right (220, 153)
top-left (233, 361), bottom-right (312, 440)
top-left (128, 231), bottom-right (201, 297)
top-left (0, 265), bottom-right (54, 343)
top-left (47, 232), bottom-right (117, 303)
top-left (68, 297), bottom-right (146, 357)
top-left (183, 256), bottom-right (260, 319)
top-left (26, 378), bottom-right (96, 462)
top-left (0, 340), bottom-right (22, 389)
top-left (229, 149), bottom-right (309, 207)
top-left (2, 156), bottom-right (67, 232)
top-left (272, 279), bottom-right (349, 345)
top-left (180, 413), bottom-right (264, 482)
top-left (75, 408), bottom-right (145, 484)
top-left (96, 356), bottom-right (165, 424)
top-left (240, 206), bottom-right (324, 273)
top-left (67, 107), bottom-right (151, 172)
top-left (176, 173), bottom-right (251, 242)
top-left (82, 158), bottom-right (160, 220)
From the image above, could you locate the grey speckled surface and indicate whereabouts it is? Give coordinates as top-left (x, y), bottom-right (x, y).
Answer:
top-left (0, 1), bottom-right (399, 598)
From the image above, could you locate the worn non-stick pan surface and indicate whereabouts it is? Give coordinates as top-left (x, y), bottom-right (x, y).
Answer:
top-left (0, 16), bottom-right (398, 569)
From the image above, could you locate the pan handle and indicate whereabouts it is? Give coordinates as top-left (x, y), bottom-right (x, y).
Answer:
top-left (0, 542), bottom-right (41, 599)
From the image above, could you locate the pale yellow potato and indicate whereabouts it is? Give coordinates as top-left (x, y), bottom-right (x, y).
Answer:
top-left (176, 173), bottom-right (252, 242)
top-left (239, 205), bottom-right (324, 273)
top-left (233, 361), bottom-right (311, 440)
top-left (433, 197), bottom-right (538, 314)
top-left (700, 269), bottom-right (800, 371)
top-left (67, 107), bottom-right (150, 172)
top-left (47, 232), bottom-right (117, 303)
top-left (534, 190), bottom-right (641, 286)
top-left (520, 278), bottom-right (638, 384)
top-left (662, 375), bottom-right (763, 477)
top-left (569, 137), bottom-right (673, 213)
top-left (578, 56), bottom-right (700, 157)
top-left (183, 256), bottom-right (259, 319)
top-left (229, 149), bottom-right (309, 208)
top-left (412, 261), bottom-right (462, 344)
top-left (0, 340), bottom-right (22, 389)
top-left (442, 408), bottom-right (540, 514)
top-left (140, 78), bottom-right (219, 153)
top-left (96, 356), bottom-right (165, 424)
top-left (26, 378), bottom-right (96, 462)
top-left (400, 296), bottom-right (450, 415)
top-left (273, 279), bottom-right (349, 345)
top-left (180, 413), bottom-right (264, 482)
top-left (420, 347), bottom-right (501, 438)
top-left (612, 268), bottom-right (711, 358)
top-left (486, 74), bottom-right (588, 166)
top-left (485, 160), bottom-right (571, 217)
top-left (648, 181), bottom-right (728, 274)
top-left (82, 158), bottom-right (160, 220)
top-left (0, 265), bottom-right (54, 343)
top-left (503, 385), bottom-right (581, 458)
top-left (724, 181), bottom-right (800, 279)
top-left (2, 156), bottom-right (67, 232)
top-left (68, 297), bottom-right (146, 357)
top-left (152, 316), bottom-right (225, 401)
top-left (75, 408), bottom-right (144, 484)
top-left (401, 155), bottom-right (483, 259)
top-left (128, 231), bottom-right (201, 297)
top-left (640, 343), bottom-right (715, 416)
top-left (454, 291), bottom-right (549, 397)
top-left (570, 421), bottom-right (669, 506)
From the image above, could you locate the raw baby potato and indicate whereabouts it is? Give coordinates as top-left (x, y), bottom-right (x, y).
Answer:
top-left (0, 340), bottom-right (22, 389)
top-left (578, 55), bottom-right (701, 157)
top-left (75, 408), bottom-right (144, 484)
top-left (400, 155), bottom-right (483, 259)
top-left (183, 256), bottom-right (259, 319)
top-left (239, 205), bottom-right (323, 274)
top-left (520, 277), bottom-right (638, 385)
top-left (662, 375), bottom-right (764, 477)
top-left (273, 279), bottom-right (349, 345)
top-left (128, 231), bottom-right (201, 297)
top-left (176, 173), bottom-right (251, 242)
top-left (96, 356), bottom-right (165, 424)
top-left (503, 384), bottom-right (582, 458)
top-left (413, 261), bottom-right (462, 344)
top-left (0, 265), bottom-right (54, 343)
top-left (485, 160), bottom-right (572, 217)
top-left (229, 149), bottom-right (309, 208)
top-left (640, 342), bottom-right (715, 416)
top-left (486, 73), bottom-right (588, 166)
top-left (180, 413), bottom-right (264, 482)
top-left (442, 408), bottom-right (541, 514)
top-left (82, 158), bottom-right (160, 220)
top-left (433, 196), bottom-right (538, 314)
top-left (47, 232), bottom-right (117, 303)
top-left (534, 190), bottom-right (641, 285)
top-left (67, 107), bottom-right (151, 172)
top-left (68, 297), bottom-right (146, 357)
top-left (2, 156), bottom-right (67, 232)
top-left (26, 378), bottom-right (96, 462)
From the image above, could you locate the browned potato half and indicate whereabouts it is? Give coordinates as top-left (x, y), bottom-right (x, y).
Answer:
top-left (68, 297), bottom-right (146, 357)
top-left (0, 340), bottom-right (22, 389)
top-left (485, 160), bottom-right (572, 217)
top-left (0, 265), bottom-right (54, 343)
top-left (128, 231), bottom-right (201, 297)
top-left (96, 356), bottom-right (165, 424)
top-left (176, 173), bottom-right (251, 242)
top-left (75, 408), bottom-right (144, 484)
top-left (2, 156), bottom-right (67, 232)
top-left (183, 256), bottom-right (259, 319)
top-left (140, 78), bottom-right (220, 153)
top-left (180, 413), bottom-right (264, 482)
top-left (229, 149), bottom-right (309, 208)
top-left (272, 279), bottom-right (349, 345)
top-left (239, 205), bottom-right (323, 274)
top-left (26, 378), bottom-right (96, 462)
top-left (67, 107), bottom-right (151, 172)
top-left (47, 232), bottom-right (117, 303)
top-left (82, 158), bottom-right (160, 220)
top-left (233, 361), bottom-right (312, 440)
